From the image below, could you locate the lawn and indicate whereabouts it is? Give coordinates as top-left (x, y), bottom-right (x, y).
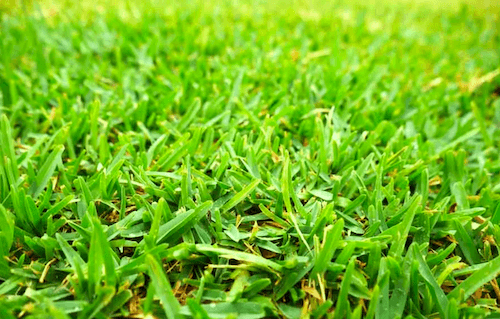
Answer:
top-left (0, 0), bottom-right (500, 318)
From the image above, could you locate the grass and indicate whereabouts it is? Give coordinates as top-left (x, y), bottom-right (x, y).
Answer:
top-left (0, 0), bottom-right (500, 318)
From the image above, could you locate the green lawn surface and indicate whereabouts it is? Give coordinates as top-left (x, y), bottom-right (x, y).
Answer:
top-left (1, 0), bottom-right (500, 318)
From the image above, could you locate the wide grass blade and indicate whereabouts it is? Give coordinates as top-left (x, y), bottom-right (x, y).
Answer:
top-left (221, 179), bottom-right (260, 214)
top-left (448, 254), bottom-right (500, 302)
top-left (146, 254), bottom-right (181, 319)
top-left (29, 145), bottom-right (65, 199)
top-left (411, 243), bottom-right (448, 316)
top-left (156, 201), bottom-right (212, 244)
top-left (311, 218), bottom-right (344, 277)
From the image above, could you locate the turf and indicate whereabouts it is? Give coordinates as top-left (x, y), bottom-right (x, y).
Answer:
top-left (0, 0), bottom-right (500, 318)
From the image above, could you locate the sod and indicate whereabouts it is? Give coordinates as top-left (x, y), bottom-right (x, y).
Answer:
top-left (0, 0), bottom-right (500, 318)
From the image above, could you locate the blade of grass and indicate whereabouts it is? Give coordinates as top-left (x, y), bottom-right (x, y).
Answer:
top-left (146, 254), bottom-right (181, 319)
top-left (30, 145), bottom-right (64, 199)
top-left (221, 179), bottom-right (260, 214)
top-left (411, 243), bottom-right (448, 316)
top-left (448, 254), bottom-right (500, 302)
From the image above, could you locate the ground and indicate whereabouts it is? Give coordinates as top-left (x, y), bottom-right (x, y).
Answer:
top-left (0, 0), bottom-right (500, 318)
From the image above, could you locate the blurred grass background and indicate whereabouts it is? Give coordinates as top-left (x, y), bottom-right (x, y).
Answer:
top-left (2, 0), bottom-right (497, 84)
top-left (2, 0), bottom-right (500, 18)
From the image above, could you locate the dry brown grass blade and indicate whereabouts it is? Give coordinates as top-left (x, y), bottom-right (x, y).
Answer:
top-left (463, 68), bottom-right (500, 93)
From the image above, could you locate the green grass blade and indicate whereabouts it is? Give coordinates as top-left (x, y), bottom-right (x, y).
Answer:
top-left (156, 201), bottom-right (212, 244)
top-left (334, 259), bottom-right (355, 318)
top-left (411, 243), bottom-right (448, 316)
top-left (30, 145), bottom-right (64, 199)
top-left (146, 254), bottom-right (181, 319)
top-left (311, 218), bottom-right (344, 277)
top-left (221, 179), bottom-right (260, 214)
top-left (448, 254), bottom-right (500, 302)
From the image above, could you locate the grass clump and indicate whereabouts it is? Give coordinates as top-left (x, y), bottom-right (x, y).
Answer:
top-left (1, 0), bottom-right (500, 318)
